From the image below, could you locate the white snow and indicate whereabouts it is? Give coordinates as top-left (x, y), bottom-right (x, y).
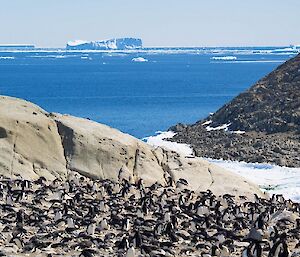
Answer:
top-left (231, 130), bottom-right (246, 134)
top-left (146, 131), bottom-right (300, 201)
top-left (211, 56), bottom-right (237, 61)
top-left (206, 123), bottom-right (231, 131)
top-left (107, 39), bottom-right (117, 50)
top-left (132, 57), bottom-right (148, 62)
top-left (202, 120), bottom-right (212, 126)
top-left (209, 159), bottom-right (300, 202)
top-left (202, 121), bottom-right (244, 134)
top-left (144, 131), bottom-right (194, 156)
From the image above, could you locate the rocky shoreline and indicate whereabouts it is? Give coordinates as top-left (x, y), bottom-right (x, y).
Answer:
top-left (169, 124), bottom-right (300, 167)
top-left (169, 53), bottom-right (300, 168)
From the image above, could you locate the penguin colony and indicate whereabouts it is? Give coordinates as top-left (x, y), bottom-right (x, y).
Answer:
top-left (0, 175), bottom-right (299, 257)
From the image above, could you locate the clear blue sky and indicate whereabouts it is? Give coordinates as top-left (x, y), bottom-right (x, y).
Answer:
top-left (1, 0), bottom-right (299, 47)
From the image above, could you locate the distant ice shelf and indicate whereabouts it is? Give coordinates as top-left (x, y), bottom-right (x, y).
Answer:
top-left (0, 45), bottom-right (35, 50)
top-left (66, 38), bottom-right (142, 50)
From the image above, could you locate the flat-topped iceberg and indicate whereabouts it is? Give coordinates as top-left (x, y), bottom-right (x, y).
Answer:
top-left (66, 38), bottom-right (142, 50)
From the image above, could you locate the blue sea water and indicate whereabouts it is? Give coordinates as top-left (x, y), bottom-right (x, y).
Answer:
top-left (0, 47), bottom-right (297, 138)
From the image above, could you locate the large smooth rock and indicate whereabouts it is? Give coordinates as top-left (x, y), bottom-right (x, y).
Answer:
top-left (154, 147), bottom-right (264, 198)
top-left (0, 96), bottom-right (265, 199)
top-left (0, 96), bottom-right (67, 180)
top-left (53, 113), bottom-right (165, 185)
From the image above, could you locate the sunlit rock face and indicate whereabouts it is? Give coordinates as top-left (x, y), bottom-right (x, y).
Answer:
top-left (0, 95), bottom-right (264, 199)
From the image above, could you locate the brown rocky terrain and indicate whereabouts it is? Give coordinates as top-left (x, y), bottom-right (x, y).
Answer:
top-left (170, 53), bottom-right (300, 167)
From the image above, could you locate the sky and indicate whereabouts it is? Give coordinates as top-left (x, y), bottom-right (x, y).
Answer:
top-left (0, 0), bottom-right (299, 48)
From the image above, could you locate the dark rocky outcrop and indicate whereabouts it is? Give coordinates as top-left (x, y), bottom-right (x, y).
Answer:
top-left (170, 53), bottom-right (300, 167)
top-left (209, 54), bottom-right (300, 134)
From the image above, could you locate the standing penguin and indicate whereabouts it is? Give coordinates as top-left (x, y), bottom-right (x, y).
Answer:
top-left (243, 227), bottom-right (263, 257)
top-left (131, 230), bottom-right (142, 248)
top-left (268, 233), bottom-right (289, 257)
top-left (125, 246), bottom-right (136, 257)
top-left (122, 217), bottom-right (131, 231)
top-left (87, 221), bottom-right (96, 236)
top-left (242, 241), bottom-right (262, 257)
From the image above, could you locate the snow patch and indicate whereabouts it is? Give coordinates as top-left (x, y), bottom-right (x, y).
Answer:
top-left (231, 130), bottom-right (246, 134)
top-left (144, 131), bottom-right (194, 157)
top-left (202, 120), bottom-right (212, 126)
top-left (206, 123), bottom-right (231, 131)
top-left (209, 159), bottom-right (300, 202)
top-left (107, 40), bottom-right (117, 50)
top-left (146, 130), bottom-right (300, 201)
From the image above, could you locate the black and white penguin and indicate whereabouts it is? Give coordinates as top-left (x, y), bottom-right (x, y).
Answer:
top-left (131, 230), bottom-right (142, 248)
top-left (87, 221), bottom-right (96, 236)
top-left (125, 246), bottom-right (136, 257)
top-left (10, 236), bottom-right (24, 250)
top-left (79, 248), bottom-right (97, 257)
top-left (268, 233), bottom-right (289, 257)
top-left (116, 236), bottom-right (129, 250)
top-left (122, 217), bottom-right (131, 231)
top-left (242, 241), bottom-right (262, 257)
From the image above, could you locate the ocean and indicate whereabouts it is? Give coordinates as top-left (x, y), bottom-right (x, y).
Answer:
top-left (0, 46), bottom-right (298, 139)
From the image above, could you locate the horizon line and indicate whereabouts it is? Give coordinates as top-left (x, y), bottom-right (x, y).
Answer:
top-left (0, 43), bottom-right (299, 49)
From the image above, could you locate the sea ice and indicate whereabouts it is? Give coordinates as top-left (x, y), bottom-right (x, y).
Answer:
top-left (211, 56), bottom-right (237, 61)
top-left (132, 57), bottom-right (148, 62)
top-left (209, 159), bottom-right (300, 202)
top-left (0, 56), bottom-right (15, 59)
top-left (146, 131), bottom-right (300, 201)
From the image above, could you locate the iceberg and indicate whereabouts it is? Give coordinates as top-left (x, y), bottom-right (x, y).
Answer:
top-left (0, 56), bottom-right (15, 60)
top-left (211, 56), bottom-right (237, 61)
top-left (132, 57), bottom-right (148, 62)
top-left (66, 38), bottom-right (142, 50)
